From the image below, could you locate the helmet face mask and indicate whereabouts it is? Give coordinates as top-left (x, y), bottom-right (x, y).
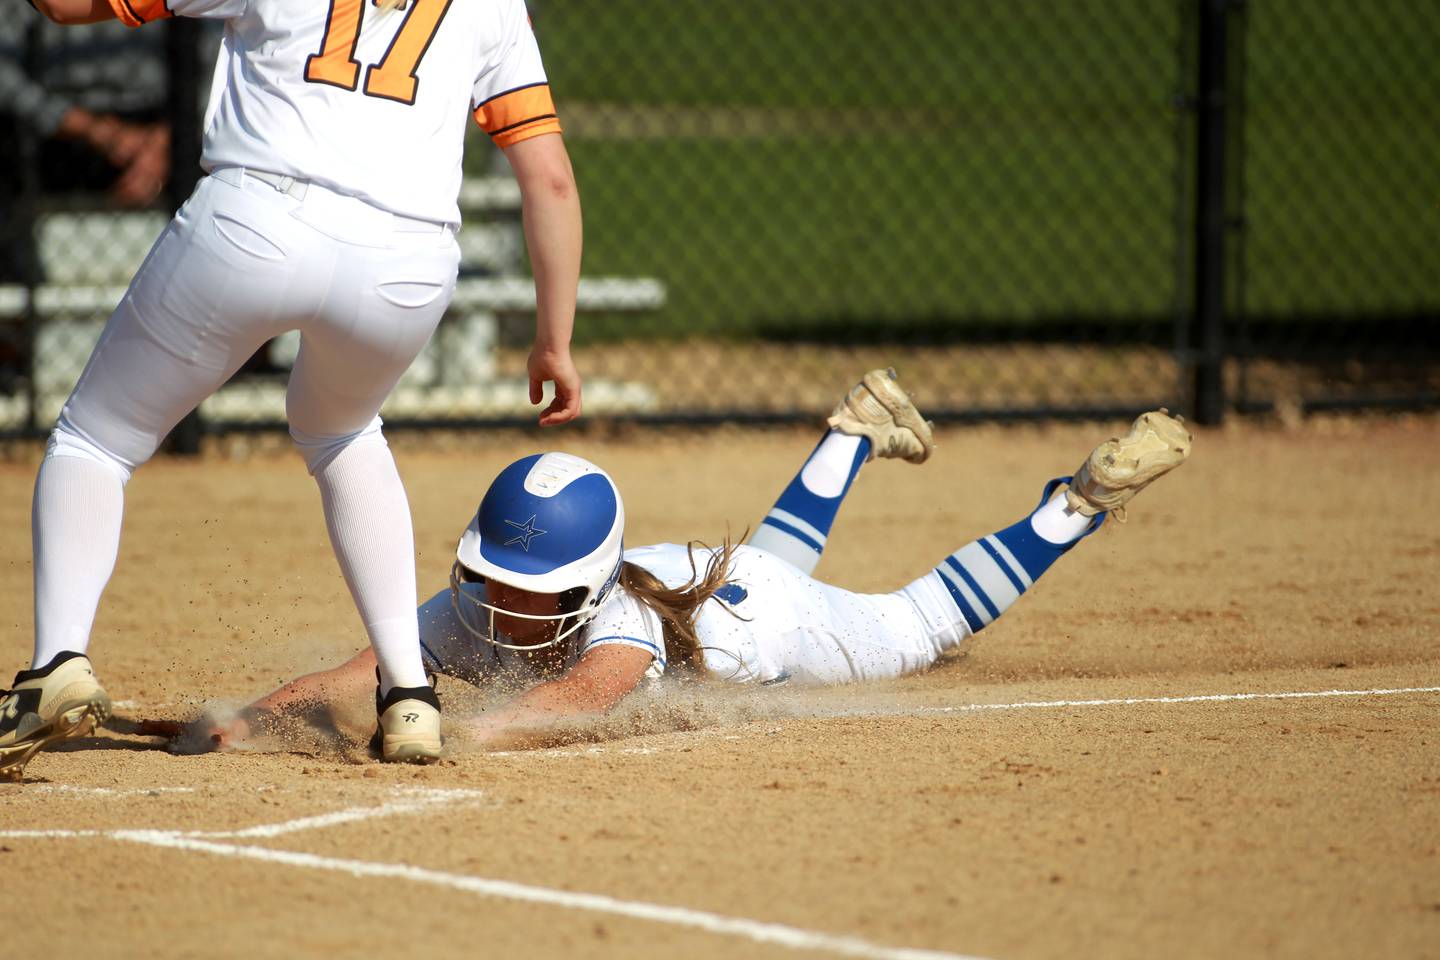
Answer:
top-left (450, 453), bottom-right (625, 653)
top-left (449, 561), bottom-right (617, 652)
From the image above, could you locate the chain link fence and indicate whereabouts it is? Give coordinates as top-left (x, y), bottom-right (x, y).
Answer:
top-left (1, 1), bottom-right (1434, 443)
top-left (1227, 0), bottom-right (1440, 414)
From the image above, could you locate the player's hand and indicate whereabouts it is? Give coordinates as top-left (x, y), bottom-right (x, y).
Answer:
top-left (206, 716), bottom-right (250, 751)
top-left (108, 122), bottom-right (171, 207)
top-left (527, 343), bottom-right (582, 426)
top-left (62, 111), bottom-right (171, 206)
top-left (94, 117), bottom-right (150, 166)
top-left (170, 715), bottom-right (251, 754)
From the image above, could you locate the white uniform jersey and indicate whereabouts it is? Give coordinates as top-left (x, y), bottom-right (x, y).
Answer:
top-left (420, 544), bottom-right (967, 690)
top-left (108, 0), bottom-right (562, 224)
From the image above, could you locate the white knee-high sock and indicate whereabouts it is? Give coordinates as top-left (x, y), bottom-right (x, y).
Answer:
top-left (748, 431), bottom-right (871, 575)
top-left (1029, 493), bottom-right (1095, 545)
top-left (32, 455), bottom-right (125, 667)
top-left (313, 440), bottom-right (428, 694)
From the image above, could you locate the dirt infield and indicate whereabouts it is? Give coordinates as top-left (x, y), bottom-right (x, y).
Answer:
top-left (2, 417), bottom-right (1437, 959)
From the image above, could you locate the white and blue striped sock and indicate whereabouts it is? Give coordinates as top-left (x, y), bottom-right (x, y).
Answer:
top-left (932, 480), bottom-right (1101, 635)
top-left (748, 431), bottom-right (871, 575)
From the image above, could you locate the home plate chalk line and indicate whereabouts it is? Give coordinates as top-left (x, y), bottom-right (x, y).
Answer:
top-left (5, 684), bottom-right (1438, 958)
top-left (2, 786), bottom-right (983, 960)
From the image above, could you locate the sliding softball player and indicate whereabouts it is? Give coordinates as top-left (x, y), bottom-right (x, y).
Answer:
top-left (194, 371), bottom-right (1191, 754)
top-left (2, 0), bottom-right (582, 778)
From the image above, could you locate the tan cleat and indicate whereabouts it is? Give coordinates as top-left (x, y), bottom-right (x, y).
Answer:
top-left (0, 652), bottom-right (112, 781)
top-left (827, 368), bottom-right (935, 463)
top-left (1065, 409), bottom-right (1192, 522)
top-left (374, 685), bottom-right (442, 764)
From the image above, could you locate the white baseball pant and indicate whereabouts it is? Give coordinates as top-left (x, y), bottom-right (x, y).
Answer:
top-left (34, 167), bottom-right (460, 692)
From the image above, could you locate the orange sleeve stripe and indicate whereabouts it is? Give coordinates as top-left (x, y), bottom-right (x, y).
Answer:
top-left (106, 0), bottom-right (173, 27)
top-left (489, 116), bottom-right (563, 149)
top-left (474, 82), bottom-right (559, 137)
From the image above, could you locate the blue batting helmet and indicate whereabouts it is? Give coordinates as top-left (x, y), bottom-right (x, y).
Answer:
top-left (450, 452), bottom-right (625, 650)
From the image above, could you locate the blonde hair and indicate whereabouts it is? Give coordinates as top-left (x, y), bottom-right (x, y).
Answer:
top-left (618, 537), bottom-right (744, 677)
top-left (376, 0), bottom-right (407, 11)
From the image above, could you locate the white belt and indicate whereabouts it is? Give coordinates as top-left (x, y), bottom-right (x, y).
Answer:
top-left (212, 166), bottom-right (448, 234)
top-left (242, 167), bottom-right (309, 201)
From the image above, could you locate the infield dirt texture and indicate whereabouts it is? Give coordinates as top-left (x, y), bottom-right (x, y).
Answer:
top-left (2, 418), bottom-right (1437, 959)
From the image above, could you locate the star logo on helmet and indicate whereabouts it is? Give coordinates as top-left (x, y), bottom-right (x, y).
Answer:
top-left (502, 515), bottom-right (548, 551)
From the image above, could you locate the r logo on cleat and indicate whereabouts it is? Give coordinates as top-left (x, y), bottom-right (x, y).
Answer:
top-left (403, 712), bottom-right (419, 723)
top-left (1, 690), bottom-right (41, 734)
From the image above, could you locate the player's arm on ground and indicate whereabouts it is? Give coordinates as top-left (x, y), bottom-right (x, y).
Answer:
top-left (28, 0), bottom-right (117, 24)
top-left (504, 132), bottom-right (582, 426)
top-left (203, 648), bottom-right (379, 750)
top-left (468, 644), bottom-right (652, 750)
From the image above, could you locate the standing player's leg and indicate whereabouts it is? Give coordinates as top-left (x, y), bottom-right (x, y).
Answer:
top-left (748, 369), bottom-right (934, 575)
top-left (2, 175), bottom-right (310, 778)
top-left (283, 218), bottom-right (459, 763)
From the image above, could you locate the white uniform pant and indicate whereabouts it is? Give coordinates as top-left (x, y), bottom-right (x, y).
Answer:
top-left (57, 167), bottom-right (460, 470)
top-left (694, 546), bottom-right (971, 686)
top-left (754, 573), bottom-right (970, 686)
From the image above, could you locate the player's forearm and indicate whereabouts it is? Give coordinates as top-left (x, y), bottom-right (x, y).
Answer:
top-left (522, 192), bottom-right (580, 348)
top-left (469, 674), bottom-right (615, 749)
top-left (199, 650), bottom-right (378, 750)
top-left (55, 107), bottom-right (134, 158)
top-left (510, 136), bottom-right (582, 350)
top-left (243, 649), bottom-right (378, 719)
top-left (247, 672), bottom-right (343, 716)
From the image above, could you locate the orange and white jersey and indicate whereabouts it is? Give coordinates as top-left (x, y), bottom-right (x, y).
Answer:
top-left (107, 0), bottom-right (561, 224)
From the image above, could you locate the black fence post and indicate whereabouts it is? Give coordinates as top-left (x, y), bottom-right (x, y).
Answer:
top-left (1191, 0), bottom-right (1231, 425)
top-left (164, 17), bottom-right (206, 455)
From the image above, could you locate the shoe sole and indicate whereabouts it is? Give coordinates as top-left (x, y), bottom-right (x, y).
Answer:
top-left (0, 691), bottom-right (113, 782)
top-left (839, 369), bottom-right (935, 463)
top-left (382, 739), bottom-right (442, 764)
top-left (1067, 409), bottom-right (1192, 518)
top-left (1089, 410), bottom-right (1192, 488)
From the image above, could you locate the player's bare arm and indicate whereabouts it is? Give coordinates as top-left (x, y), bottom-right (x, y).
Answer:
top-left (27, 0), bottom-right (116, 24)
top-left (203, 649), bottom-right (379, 751)
top-left (467, 644), bottom-right (654, 750)
top-left (505, 133), bottom-right (583, 426)
top-left (208, 642), bottom-right (650, 753)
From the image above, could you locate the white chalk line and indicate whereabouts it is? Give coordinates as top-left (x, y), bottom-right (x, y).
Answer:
top-left (110, 832), bottom-right (984, 960)
top-left (24, 784), bottom-right (196, 798)
top-left (505, 685), bottom-right (1440, 758)
top-left (0, 787), bottom-right (487, 842)
top-left (908, 685), bottom-right (1440, 715)
top-left (185, 787), bottom-right (487, 839)
top-left (1, 789), bottom-right (986, 960)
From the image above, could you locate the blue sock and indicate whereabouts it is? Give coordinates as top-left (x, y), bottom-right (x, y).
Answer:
top-left (748, 431), bottom-right (871, 575)
top-left (933, 480), bottom-right (1102, 635)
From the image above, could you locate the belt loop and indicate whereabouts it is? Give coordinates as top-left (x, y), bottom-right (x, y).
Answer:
top-left (277, 175), bottom-right (295, 194)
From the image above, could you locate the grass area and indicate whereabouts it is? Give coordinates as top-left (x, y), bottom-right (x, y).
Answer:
top-left (1241, 1), bottom-right (1440, 315)
top-left (563, 128), bottom-right (1178, 341)
top-left (472, 1), bottom-right (1439, 340)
